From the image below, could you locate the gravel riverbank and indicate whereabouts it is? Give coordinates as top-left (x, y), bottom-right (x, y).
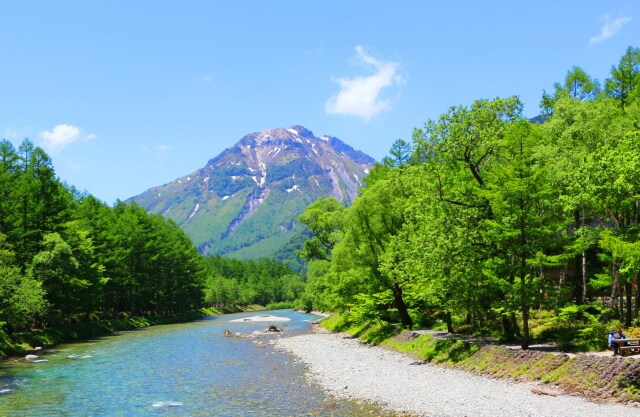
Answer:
top-left (275, 332), bottom-right (636, 417)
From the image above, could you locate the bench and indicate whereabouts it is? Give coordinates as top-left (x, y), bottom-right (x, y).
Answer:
top-left (612, 338), bottom-right (640, 356)
top-left (620, 345), bottom-right (640, 356)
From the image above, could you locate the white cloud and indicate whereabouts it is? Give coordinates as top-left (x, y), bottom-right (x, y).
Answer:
top-left (4, 129), bottom-right (18, 139)
top-left (66, 158), bottom-right (84, 172)
top-left (151, 144), bottom-right (173, 163)
top-left (39, 124), bottom-right (80, 153)
top-left (325, 46), bottom-right (402, 121)
top-left (589, 14), bottom-right (632, 45)
top-left (38, 124), bottom-right (95, 154)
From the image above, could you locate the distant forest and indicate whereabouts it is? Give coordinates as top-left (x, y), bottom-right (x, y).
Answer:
top-left (296, 46), bottom-right (640, 349)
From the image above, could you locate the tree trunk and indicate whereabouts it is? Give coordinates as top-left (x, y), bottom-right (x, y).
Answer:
top-left (618, 276), bottom-right (624, 319)
top-left (511, 314), bottom-right (521, 337)
top-left (575, 254), bottom-right (583, 305)
top-left (581, 207), bottom-right (588, 304)
top-left (538, 267), bottom-right (544, 309)
top-left (609, 260), bottom-right (620, 311)
top-left (502, 316), bottom-right (515, 341)
top-left (445, 311), bottom-right (454, 333)
top-left (521, 303), bottom-right (530, 349)
top-left (581, 250), bottom-right (588, 304)
top-left (519, 196), bottom-right (529, 349)
top-left (392, 283), bottom-right (412, 327)
top-left (519, 264), bottom-right (529, 348)
top-left (556, 264), bottom-right (566, 311)
top-left (635, 277), bottom-right (639, 319)
top-left (625, 281), bottom-right (633, 327)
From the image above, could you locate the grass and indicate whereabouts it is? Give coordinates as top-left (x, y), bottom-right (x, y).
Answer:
top-left (320, 313), bottom-right (401, 344)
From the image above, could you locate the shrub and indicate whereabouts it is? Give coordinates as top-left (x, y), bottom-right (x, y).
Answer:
top-left (530, 303), bottom-right (611, 351)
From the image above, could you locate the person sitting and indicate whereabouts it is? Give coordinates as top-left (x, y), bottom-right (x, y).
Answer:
top-left (618, 329), bottom-right (628, 347)
top-left (618, 329), bottom-right (627, 339)
top-left (609, 329), bottom-right (621, 355)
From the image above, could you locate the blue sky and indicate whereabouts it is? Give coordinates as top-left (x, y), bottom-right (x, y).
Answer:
top-left (1, 1), bottom-right (638, 204)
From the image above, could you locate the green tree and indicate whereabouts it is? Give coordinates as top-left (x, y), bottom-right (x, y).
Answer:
top-left (590, 125), bottom-right (640, 325)
top-left (0, 140), bottom-right (19, 236)
top-left (329, 172), bottom-right (413, 326)
top-left (0, 265), bottom-right (48, 331)
top-left (0, 232), bottom-right (47, 330)
top-left (481, 122), bottom-right (566, 348)
top-left (297, 198), bottom-right (345, 261)
top-left (605, 46), bottom-right (640, 110)
top-left (12, 140), bottom-right (70, 270)
top-left (412, 96), bottom-right (526, 338)
top-left (541, 66), bottom-right (601, 115)
top-left (29, 232), bottom-right (99, 322)
top-left (388, 138), bottom-right (412, 166)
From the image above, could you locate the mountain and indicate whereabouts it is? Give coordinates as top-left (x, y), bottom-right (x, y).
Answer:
top-left (129, 125), bottom-right (376, 264)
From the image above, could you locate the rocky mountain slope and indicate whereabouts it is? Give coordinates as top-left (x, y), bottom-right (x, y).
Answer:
top-left (129, 125), bottom-right (375, 263)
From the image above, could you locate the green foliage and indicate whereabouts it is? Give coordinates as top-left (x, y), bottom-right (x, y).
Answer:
top-left (318, 311), bottom-right (351, 332)
top-left (211, 174), bottom-right (255, 197)
top-left (383, 333), bottom-right (480, 364)
top-left (0, 265), bottom-right (47, 331)
top-left (540, 66), bottom-right (600, 115)
top-left (0, 140), bottom-right (208, 335)
top-left (267, 158), bottom-right (323, 182)
top-left (605, 46), bottom-right (640, 110)
top-left (203, 256), bottom-right (305, 308)
top-left (297, 197), bottom-right (345, 261)
top-left (299, 47), bottom-right (640, 349)
top-left (319, 313), bottom-right (400, 345)
top-left (271, 227), bottom-right (312, 273)
top-left (206, 187), bottom-right (316, 259)
top-left (0, 308), bottom-right (215, 357)
top-left (348, 291), bottom-right (395, 324)
top-left (529, 304), bottom-right (610, 351)
top-left (29, 231), bottom-right (103, 323)
top-left (264, 301), bottom-right (294, 310)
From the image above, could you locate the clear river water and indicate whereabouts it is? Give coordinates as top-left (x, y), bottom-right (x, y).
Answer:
top-left (0, 310), bottom-right (389, 416)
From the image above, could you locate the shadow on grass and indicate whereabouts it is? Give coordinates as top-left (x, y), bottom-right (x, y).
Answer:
top-left (351, 322), bottom-right (403, 345)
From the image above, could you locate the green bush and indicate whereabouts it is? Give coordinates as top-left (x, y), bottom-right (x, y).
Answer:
top-left (264, 301), bottom-right (294, 310)
top-left (529, 303), bottom-right (611, 351)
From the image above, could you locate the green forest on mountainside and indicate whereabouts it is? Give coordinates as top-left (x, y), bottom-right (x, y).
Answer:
top-left (295, 46), bottom-right (640, 350)
top-left (0, 138), bottom-right (305, 351)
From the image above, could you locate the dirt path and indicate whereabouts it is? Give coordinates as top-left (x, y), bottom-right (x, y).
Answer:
top-left (416, 329), bottom-right (639, 359)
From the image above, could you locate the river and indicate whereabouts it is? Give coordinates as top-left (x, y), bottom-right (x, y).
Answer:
top-left (0, 310), bottom-right (390, 416)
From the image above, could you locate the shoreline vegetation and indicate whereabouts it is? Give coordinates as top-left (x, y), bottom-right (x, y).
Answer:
top-left (0, 306), bottom-right (260, 359)
top-left (0, 305), bottom-right (302, 360)
top-left (311, 314), bottom-right (640, 409)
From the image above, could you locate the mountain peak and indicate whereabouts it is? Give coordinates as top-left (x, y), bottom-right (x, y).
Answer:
top-left (130, 125), bottom-right (375, 261)
top-left (288, 125), bottom-right (314, 138)
top-left (238, 125), bottom-right (314, 147)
